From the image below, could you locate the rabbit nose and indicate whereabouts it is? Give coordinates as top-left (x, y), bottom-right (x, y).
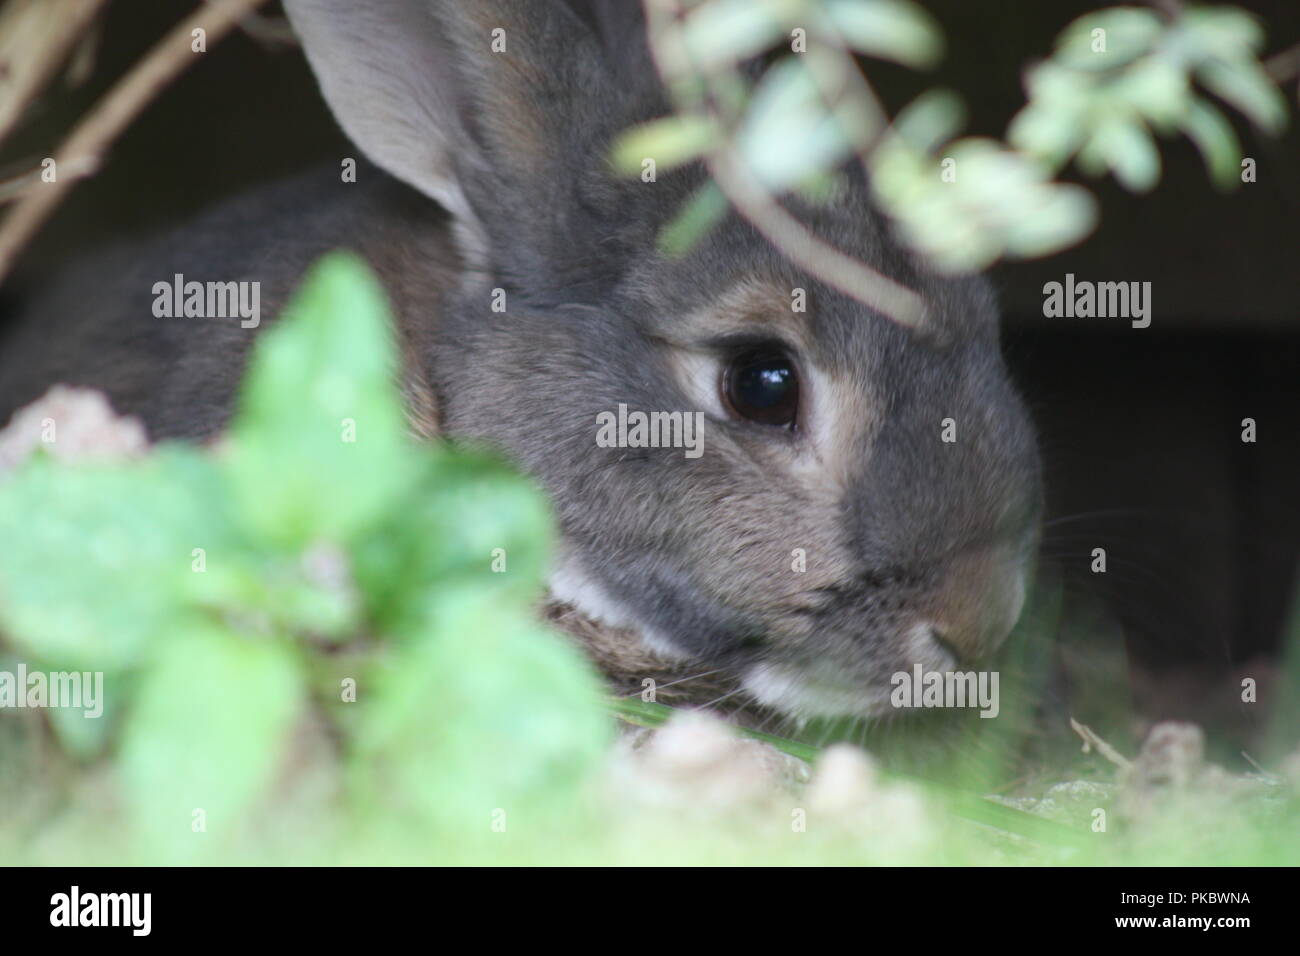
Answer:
top-left (924, 546), bottom-right (1027, 663)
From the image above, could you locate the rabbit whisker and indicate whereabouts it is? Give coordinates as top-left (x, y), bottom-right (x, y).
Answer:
top-left (619, 668), bottom-right (728, 698)
top-left (700, 688), bottom-right (746, 709)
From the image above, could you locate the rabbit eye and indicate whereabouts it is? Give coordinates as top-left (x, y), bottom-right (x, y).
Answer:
top-left (722, 348), bottom-right (799, 428)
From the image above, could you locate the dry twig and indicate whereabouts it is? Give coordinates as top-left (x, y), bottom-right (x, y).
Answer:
top-left (0, 0), bottom-right (272, 285)
top-left (1070, 717), bottom-right (1133, 771)
top-left (0, 0), bottom-right (111, 144)
top-left (643, 0), bottom-right (929, 330)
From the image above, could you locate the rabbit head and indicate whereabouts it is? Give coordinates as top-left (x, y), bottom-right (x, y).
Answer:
top-left (284, 0), bottom-right (1043, 720)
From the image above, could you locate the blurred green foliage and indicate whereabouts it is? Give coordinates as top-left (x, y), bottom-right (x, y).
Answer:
top-left (614, 1), bottom-right (1290, 273)
top-left (1010, 5), bottom-right (1287, 190)
top-left (0, 255), bottom-right (1296, 865)
top-left (0, 254), bottom-right (611, 863)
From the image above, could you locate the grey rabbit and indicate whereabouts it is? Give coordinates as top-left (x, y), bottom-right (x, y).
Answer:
top-left (0, 0), bottom-right (1042, 721)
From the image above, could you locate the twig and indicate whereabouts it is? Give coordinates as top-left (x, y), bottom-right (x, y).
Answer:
top-left (708, 149), bottom-right (927, 327)
top-left (0, 164), bottom-right (40, 204)
top-left (1264, 42), bottom-right (1300, 84)
top-left (63, 19), bottom-right (106, 89)
top-left (1240, 750), bottom-right (1280, 783)
top-left (0, 0), bottom-right (111, 144)
top-left (643, 0), bottom-right (928, 330)
top-left (1070, 717), bottom-right (1133, 770)
top-left (0, 0), bottom-right (273, 286)
top-left (236, 11), bottom-right (299, 49)
top-left (1147, 0), bottom-right (1185, 21)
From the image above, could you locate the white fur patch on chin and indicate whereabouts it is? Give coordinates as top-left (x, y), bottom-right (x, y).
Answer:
top-left (743, 627), bottom-right (958, 720)
top-left (547, 559), bottom-right (688, 660)
top-left (742, 663), bottom-right (892, 721)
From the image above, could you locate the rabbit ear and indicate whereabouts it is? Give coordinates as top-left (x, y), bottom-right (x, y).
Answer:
top-left (282, 0), bottom-right (477, 230)
top-left (283, 0), bottom-right (620, 271)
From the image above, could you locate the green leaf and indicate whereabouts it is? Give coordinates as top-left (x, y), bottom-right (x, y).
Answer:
top-left (352, 589), bottom-right (609, 831)
top-left (1091, 117), bottom-right (1161, 191)
top-left (680, 0), bottom-right (791, 70)
top-left (825, 0), bottom-right (944, 68)
top-left (794, 168), bottom-right (848, 205)
top-left (658, 181), bottom-right (730, 256)
top-left (610, 115), bottom-right (717, 176)
top-left (892, 88), bottom-right (966, 153)
top-left (44, 676), bottom-right (118, 759)
top-left (0, 449), bottom-right (228, 672)
top-left (119, 623), bottom-right (303, 856)
top-left (871, 135), bottom-right (1097, 273)
top-left (1180, 98), bottom-right (1243, 190)
top-left (225, 253), bottom-right (416, 549)
top-left (1179, 7), bottom-right (1266, 60)
top-left (1000, 183), bottom-right (1099, 258)
top-left (1115, 56), bottom-right (1191, 127)
top-left (183, 539), bottom-right (362, 643)
top-left (350, 450), bottom-right (553, 638)
top-left (1196, 57), bottom-right (1288, 134)
top-left (1007, 102), bottom-right (1086, 168)
top-left (1023, 59), bottom-right (1096, 112)
top-left (1055, 8), bottom-right (1162, 71)
top-left (738, 57), bottom-right (854, 191)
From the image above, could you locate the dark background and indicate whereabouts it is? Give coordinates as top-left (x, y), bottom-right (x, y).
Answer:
top-left (0, 1), bottom-right (1297, 746)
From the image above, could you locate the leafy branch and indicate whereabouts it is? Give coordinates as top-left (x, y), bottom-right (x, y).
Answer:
top-left (613, 0), bottom-right (1293, 314)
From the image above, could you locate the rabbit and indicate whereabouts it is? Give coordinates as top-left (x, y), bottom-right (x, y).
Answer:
top-left (0, 0), bottom-right (1043, 722)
